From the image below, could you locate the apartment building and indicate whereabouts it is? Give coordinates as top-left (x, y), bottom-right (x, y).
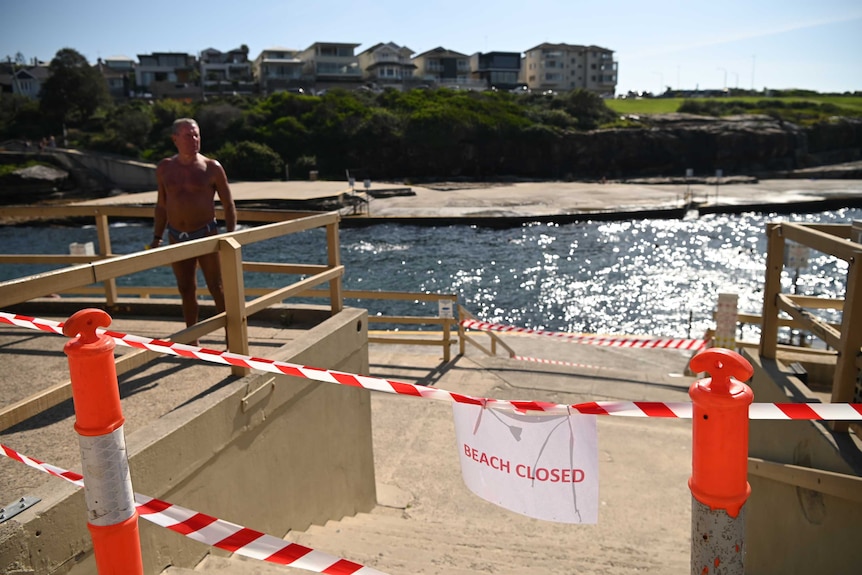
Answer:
top-left (253, 47), bottom-right (305, 94)
top-left (523, 43), bottom-right (617, 96)
top-left (199, 46), bottom-right (255, 96)
top-left (135, 52), bottom-right (199, 99)
top-left (412, 47), bottom-right (483, 89)
top-left (299, 42), bottom-right (362, 91)
top-left (470, 51), bottom-right (522, 90)
top-left (95, 56), bottom-right (135, 100)
top-left (356, 42), bottom-right (417, 89)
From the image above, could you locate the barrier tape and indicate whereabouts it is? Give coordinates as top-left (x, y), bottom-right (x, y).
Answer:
top-left (0, 443), bottom-right (387, 575)
top-left (461, 319), bottom-right (708, 350)
top-left (511, 355), bottom-right (609, 370)
top-left (1, 312), bottom-right (861, 420)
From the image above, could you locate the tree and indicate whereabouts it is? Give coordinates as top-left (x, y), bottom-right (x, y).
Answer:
top-left (214, 141), bottom-right (283, 181)
top-left (107, 102), bottom-right (154, 151)
top-left (556, 89), bottom-right (616, 130)
top-left (0, 93), bottom-right (46, 140)
top-left (39, 48), bottom-right (109, 127)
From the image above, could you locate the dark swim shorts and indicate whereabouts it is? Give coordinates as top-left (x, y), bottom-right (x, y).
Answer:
top-left (167, 220), bottom-right (219, 242)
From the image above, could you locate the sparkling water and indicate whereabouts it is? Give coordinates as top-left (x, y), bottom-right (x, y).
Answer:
top-left (2, 208), bottom-right (859, 339)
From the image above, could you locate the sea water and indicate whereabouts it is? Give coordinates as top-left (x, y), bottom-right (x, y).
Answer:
top-left (2, 208), bottom-right (859, 340)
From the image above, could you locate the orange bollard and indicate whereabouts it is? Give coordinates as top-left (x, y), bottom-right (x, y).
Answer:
top-left (64, 309), bottom-right (143, 574)
top-left (688, 347), bottom-right (754, 575)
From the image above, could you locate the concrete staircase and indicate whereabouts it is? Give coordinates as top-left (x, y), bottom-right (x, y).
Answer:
top-left (165, 499), bottom-right (606, 575)
top-left (162, 344), bottom-right (695, 575)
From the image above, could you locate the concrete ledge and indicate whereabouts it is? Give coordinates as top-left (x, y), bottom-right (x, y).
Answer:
top-left (2, 307), bottom-right (375, 575)
top-left (743, 349), bottom-right (862, 574)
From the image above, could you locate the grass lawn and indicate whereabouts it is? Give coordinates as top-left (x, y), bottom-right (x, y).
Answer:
top-left (605, 96), bottom-right (862, 116)
top-left (605, 98), bottom-right (684, 115)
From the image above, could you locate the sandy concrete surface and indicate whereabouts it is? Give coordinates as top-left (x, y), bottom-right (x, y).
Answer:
top-left (366, 179), bottom-right (862, 219)
top-left (75, 178), bottom-right (862, 221)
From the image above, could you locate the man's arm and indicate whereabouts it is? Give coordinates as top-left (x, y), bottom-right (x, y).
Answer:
top-left (152, 161), bottom-right (169, 247)
top-left (211, 160), bottom-right (237, 232)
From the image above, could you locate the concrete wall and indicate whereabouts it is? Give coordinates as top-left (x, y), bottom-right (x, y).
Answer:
top-left (743, 350), bottom-right (862, 574)
top-left (56, 149), bottom-right (157, 192)
top-left (2, 307), bottom-right (375, 574)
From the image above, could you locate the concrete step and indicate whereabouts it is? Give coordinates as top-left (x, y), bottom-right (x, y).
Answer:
top-left (285, 506), bottom-right (653, 575)
top-left (163, 505), bottom-right (606, 575)
top-left (164, 554), bottom-right (307, 574)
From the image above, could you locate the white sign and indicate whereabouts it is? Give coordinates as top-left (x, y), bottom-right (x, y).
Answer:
top-left (363, 179), bottom-right (371, 190)
top-left (715, 169), bottom-right (723, 178)
top-left (452, 403), bottom-right (599, 524)
top-left (713, 292), bottom-right (738, 349)
top-left (784, 242), bottom-right (810, 269)
top-left (69, 242), bottom-right (95, 255)
top-left (438, 300), bottom-right (454, 318)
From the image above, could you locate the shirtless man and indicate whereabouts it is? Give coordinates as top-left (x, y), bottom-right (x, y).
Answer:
top-left (151, 118), bottom-right (237, 334)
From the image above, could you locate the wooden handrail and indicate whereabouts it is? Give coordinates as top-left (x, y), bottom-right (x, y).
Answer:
top-left (0, 206), bottom-right (347, 425)
top-left (456, 304), bottom-right (517, 358)
top-left (759, 221), bottom-right (862, 433)
top-left (748, 457), bottom-right (862, 503)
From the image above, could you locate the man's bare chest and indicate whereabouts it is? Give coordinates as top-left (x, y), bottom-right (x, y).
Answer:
top-left (163, 165), bottom-right (214, 198)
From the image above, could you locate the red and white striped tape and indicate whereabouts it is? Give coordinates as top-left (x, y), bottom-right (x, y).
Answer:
top-left (512, 355), bottom-right (609, 370)
top-left (1, 312), bottom-right (860, 420)
top-left (0, 443), bottom-right (387, 575)
top-left (461, 319), bottom-right (707, 350)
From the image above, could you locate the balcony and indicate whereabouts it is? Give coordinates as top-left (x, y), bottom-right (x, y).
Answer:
top-left (316, 62), bottom-right (361, 77)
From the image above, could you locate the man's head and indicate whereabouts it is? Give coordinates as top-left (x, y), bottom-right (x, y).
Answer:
top-left (171, 118), bottom-right (200, 156)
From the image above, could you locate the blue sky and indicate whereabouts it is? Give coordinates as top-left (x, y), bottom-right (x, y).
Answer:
top-left (3, 0), bottom-right (861, 95)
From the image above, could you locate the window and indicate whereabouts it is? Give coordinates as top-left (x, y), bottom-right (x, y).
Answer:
top-left (379, 66), bottom-right (401, 78)
top-left (494, 54), bottom-right (519, 67)
top-left (545, 73), bottom-right (563, 81)
top-left (490, 71), bottom-right (518, 84)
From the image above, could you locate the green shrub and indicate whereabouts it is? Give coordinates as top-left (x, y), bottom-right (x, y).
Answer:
top-left (214, 140), bottom-right (283, 181)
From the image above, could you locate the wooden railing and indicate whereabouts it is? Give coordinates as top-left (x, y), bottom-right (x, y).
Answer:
top-left (457, 305), bottom-right (516, 359)
top-left (760, 221), bottom-right (862, 433)
top-left (291, 292), bottom-right (515, 363)
top-left (0, 205), bottom-right (344, 431)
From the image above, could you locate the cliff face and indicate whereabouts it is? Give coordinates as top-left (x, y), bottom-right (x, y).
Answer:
top-left (513, 114), bottom-right (862, 180)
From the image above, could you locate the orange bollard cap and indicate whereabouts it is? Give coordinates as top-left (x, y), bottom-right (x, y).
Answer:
top-left (689, 347), bottom-right (753, 395)
top-left (63, 308), bottom-right (114, 348)
top-left (688, 348), bottom-right (754, 517)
